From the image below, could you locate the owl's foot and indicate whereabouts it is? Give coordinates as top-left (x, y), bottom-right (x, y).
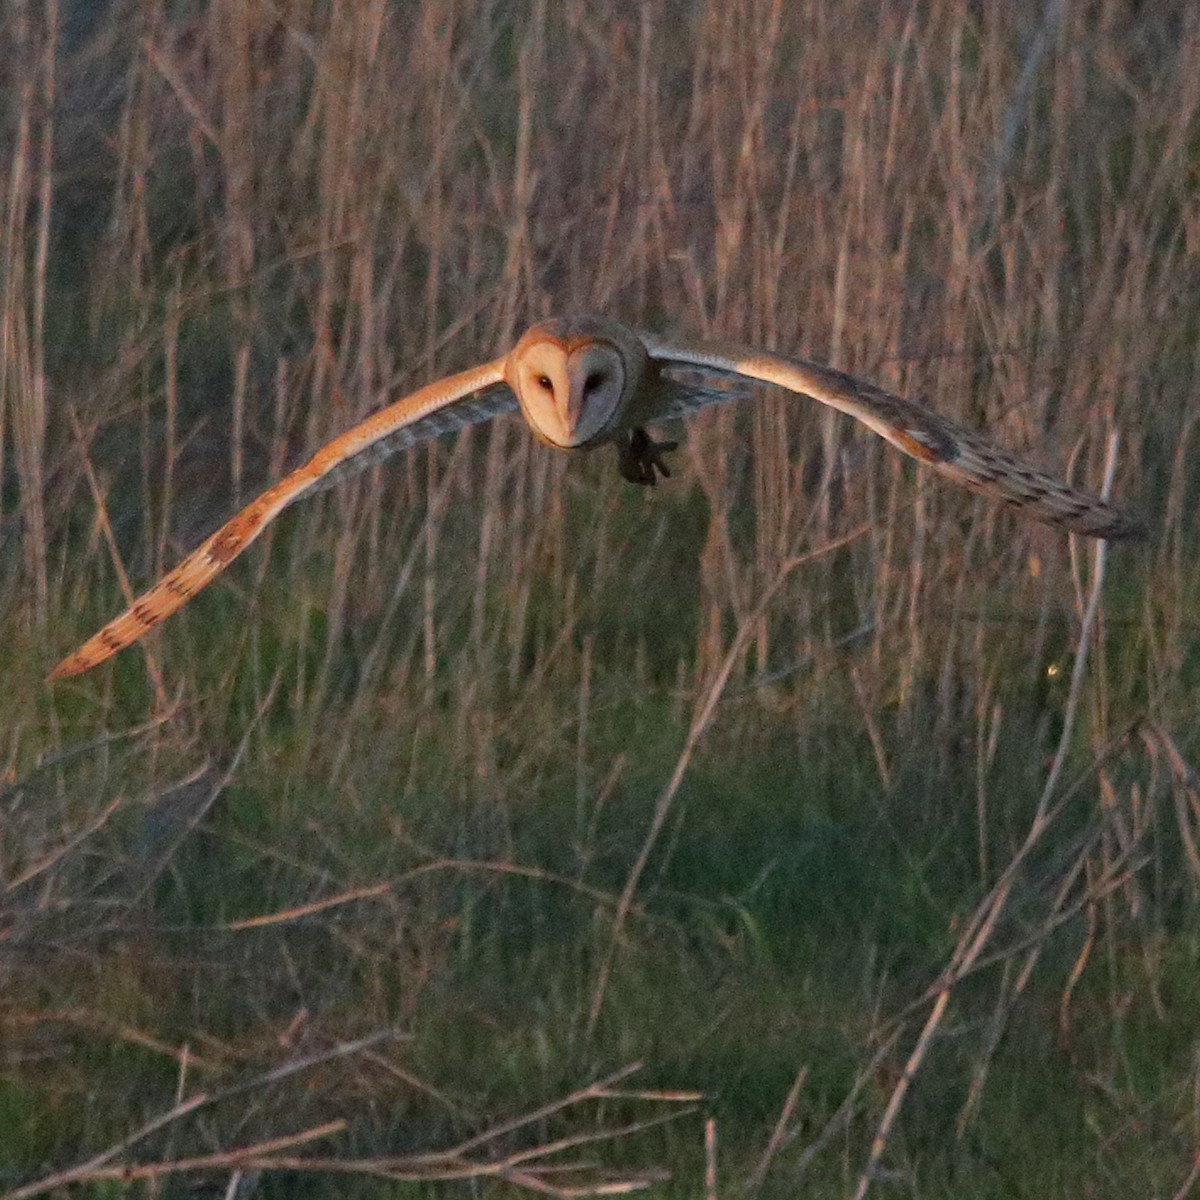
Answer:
top-left (618, 427), bottom-right (678, 486)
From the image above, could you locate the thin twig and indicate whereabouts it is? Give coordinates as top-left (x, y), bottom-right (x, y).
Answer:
top-left (5, 796), bottom-right (122, 890)
top-left (746, 1066), bottom-right (808, 1193)
top-left (5, 1122), bottom-right (347, 1193)
top-left (1, 1029), bottom-right (405, 1200)
top-left (61, 406), bottom-right (169, 708)
top-left (586, 524), bottom-right (873, 1040)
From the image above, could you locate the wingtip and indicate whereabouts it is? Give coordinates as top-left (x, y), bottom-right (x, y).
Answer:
top-left (1085, 505), bottom-right (1147, 542)
top-left (1106, 515), bottom-right (1149, 542)
top-left (46, 656), bottom-right (82, 682)
top-left (46, 644), bottom-right (107, 681)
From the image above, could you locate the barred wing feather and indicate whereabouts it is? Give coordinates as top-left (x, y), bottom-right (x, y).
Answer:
top-left (49, 359), bottom-right (511, 680)
top-left (644, 334), bottom-right (1142, 540)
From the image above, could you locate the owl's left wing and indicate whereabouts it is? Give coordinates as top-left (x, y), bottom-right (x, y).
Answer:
top-left (643, 333), bottom-right (1142, 540)
top-left (49, 359), bottom-right (514, 680)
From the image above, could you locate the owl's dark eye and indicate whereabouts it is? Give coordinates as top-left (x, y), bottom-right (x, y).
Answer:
top-left (536, 374), bottom-right (553, 391)
top-left (584, 372), bottom-right (605, 392)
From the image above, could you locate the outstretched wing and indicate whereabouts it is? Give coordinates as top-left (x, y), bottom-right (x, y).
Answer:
top-left (50, 358), bottom-right (514, 680)
top-left (642, 334), bottom-right (1142, 540)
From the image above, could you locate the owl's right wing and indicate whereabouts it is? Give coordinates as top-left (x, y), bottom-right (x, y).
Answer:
top-left (643, 332), bottom-right (1143, 541)
top-left (49, 358), bottom-right (513, 680)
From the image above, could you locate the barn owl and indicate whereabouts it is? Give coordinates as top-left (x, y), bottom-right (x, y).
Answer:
top-left (48, 314), bottom-right (1141, 680)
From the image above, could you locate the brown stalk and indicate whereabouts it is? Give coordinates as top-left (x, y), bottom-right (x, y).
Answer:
top-left (0, 1027), bottom-right (403, 1200)
top-left (586, 523), bottom-right (873, 1041)
top-left (61, 406), bottom-right (169, 710)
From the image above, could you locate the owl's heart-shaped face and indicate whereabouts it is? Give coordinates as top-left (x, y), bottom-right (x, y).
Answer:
top-left (509, 337), bottom-right (627, 448)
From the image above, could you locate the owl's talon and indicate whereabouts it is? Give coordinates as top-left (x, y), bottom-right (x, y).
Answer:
top-left (618, 428), bottom-right (678, 486)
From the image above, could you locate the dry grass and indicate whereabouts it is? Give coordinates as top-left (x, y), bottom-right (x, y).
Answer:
top-left (3, 1), bottom-right (1200, 1196)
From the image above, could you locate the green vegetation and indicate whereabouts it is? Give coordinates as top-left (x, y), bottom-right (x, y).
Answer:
top-left (3, 1), bottom-right (1200, 1197)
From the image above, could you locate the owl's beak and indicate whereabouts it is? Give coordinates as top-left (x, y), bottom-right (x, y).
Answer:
top-left (563, 363), bottom-right (591, 434)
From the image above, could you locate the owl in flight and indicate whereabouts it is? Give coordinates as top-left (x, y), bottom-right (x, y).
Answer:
top-left (49, 315), bottom-right (1141, 680)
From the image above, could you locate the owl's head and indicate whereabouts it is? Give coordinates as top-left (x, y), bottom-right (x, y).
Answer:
top-left (506, 315), bottom-right (646, 449)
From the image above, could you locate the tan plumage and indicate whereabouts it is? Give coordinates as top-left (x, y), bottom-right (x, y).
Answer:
top-left (49, 314), bottom-right (1141, 680)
